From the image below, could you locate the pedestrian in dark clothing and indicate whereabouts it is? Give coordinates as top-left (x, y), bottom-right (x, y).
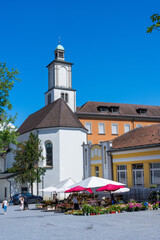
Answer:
top-left (24, 197), bottom-right (29, 210)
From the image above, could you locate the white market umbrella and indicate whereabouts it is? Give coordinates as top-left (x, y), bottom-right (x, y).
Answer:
top-left (56, 187), bottom-right (70, 193)
top-left (112, 187), bottom-right (130, 194)
top-left (39, 186), bottom-right (57, 193)
top-left (54, 178), bottom-right (77, 189)
top-left (68, 176), bottom-right (125, 189)
top-left (53, 178), bottom-right (77, 193)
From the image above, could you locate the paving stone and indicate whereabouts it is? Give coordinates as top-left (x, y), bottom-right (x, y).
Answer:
top-left (0, 204), bottom-right (160, 240)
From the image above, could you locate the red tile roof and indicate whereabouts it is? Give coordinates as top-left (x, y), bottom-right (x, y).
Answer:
top-left (112, 124), bottom-right (160, 149)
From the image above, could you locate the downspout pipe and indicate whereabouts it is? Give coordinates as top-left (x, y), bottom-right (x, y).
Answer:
top-left (107, 151), bottom-right (113, 180)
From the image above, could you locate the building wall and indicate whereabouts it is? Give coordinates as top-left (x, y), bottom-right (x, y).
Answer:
top-left (0, 156), bottom-right (4, 172)
top-left (83, 142), bottom-right (112, 179)
top-left (90, 145), bottom-right (102, 178)
top-left (112, 147), bottom-right (160, 188)
top-left (0, 180), bottom-right (10, 202)
top-left (37, 128), bottom-right (60, 195)
top-left (59, 128), bottom-right (87, 182)
top-left (48, 62), bottom-right (72, 89)
top-left (7, 127), bottom-right (87, 196)
top-left (79, 118), bottom-right (160, 144)
top-left (45, 89), bottom-right (76, 112)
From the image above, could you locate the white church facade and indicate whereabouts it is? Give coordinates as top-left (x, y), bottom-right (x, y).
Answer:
top-left (0, 43), bottom-right (87, 200)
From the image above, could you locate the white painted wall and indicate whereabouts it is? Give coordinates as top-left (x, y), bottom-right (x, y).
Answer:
top-left (0, 180), bottom-right (10, 202)
top-left (38, 128), bottom-right (60, 190)
top-left (4, 126), bottom-right (87, 197)
top-left (45, 60), bottom-right (76, 112)
top-left (58, 66), bottom-right (67, 87)
top-left (48, 62), bottom-right (72, 90)
top-left (38, 127), bottom-right (87, 185)
top-left (45, 89), bottom-right (76, 112)
top-left (59, 128), bottom-right (87, 182)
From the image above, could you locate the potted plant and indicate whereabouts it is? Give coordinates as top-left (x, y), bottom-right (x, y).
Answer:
top-left (141, 202), bottom-right (148, 210)
top-left (153, 202), bottom-right (159, 210)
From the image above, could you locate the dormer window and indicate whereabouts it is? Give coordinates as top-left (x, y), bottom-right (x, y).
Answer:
top-left (136, 108), bottom-right (147, 114)
top-left (97, 106), bottom-right (109, 112)
top-left (109, 106), bottom-right (119, 113)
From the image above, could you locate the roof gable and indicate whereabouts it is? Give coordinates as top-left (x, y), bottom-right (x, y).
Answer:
top-left (18, 99), bottom-right (86, 135)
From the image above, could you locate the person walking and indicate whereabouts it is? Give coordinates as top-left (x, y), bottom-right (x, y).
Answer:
top-left (9, 195), bottom-right (13, 206)
top-left (24, 196), bottom-right (29, 210)
top-left (53, 194), bottom-right (58, 210)
top-left (19, 195), bottom-right (24, 211)
top-left (2, 199), bottom-right (8, 215)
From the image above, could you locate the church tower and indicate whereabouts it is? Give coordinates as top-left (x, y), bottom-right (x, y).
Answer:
top-left (45, 43), bottom-right (76, 112)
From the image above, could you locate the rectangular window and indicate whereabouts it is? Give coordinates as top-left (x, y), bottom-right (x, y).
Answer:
top-left (85, 122), bottom-right (92, 134)
top-left (124, 124), bottom-right (130, 133)
top-left (136, 124), bottom-right (142, 128)
top-left (95, 166), bottom-right (99, 177)
top-left (61, 93), bottom-right (64, 99)
top-left (98, 149), bottom-right (101, 157)
top-left (65, 93), bottom-right (68, 103)
top-left (150, 163), bottom-right (160, 185)
top-left (21, 187), bottom-right (28, 193)
top-left (117, 165), bottom-right (127, 184)
top-left (4, 187), bottom-right (7, 198)
top-left (98, 123), bottom-right (105, 134)
top-left (94, 148), bottom-right (97, 155)
top-left (133, 164), bottom-right (144, 186)
top-left (59, 52), bottom-right (64, 58)
top-left (91, 150), bottom-right (94, 157)
top-left (112, 123), bottom-right (118, 135)
top-left (88, 141), bottom-right (92, 145)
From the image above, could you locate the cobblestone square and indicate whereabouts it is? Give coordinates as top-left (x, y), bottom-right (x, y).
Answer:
top-left (0, 204), bottom-right (160, 240)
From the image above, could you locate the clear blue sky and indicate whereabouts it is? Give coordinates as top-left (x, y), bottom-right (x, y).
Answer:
top-left (1, 0), bottom-right (160, 127)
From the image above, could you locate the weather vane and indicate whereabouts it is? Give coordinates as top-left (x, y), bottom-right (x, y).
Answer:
top-left (58, 36), bottom-right (61, 44)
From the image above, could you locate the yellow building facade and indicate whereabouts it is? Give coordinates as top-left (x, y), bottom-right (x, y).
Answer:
top-left (112, 147), bottom-right (160, 188)
top-left (90, 145), bottom-right (103, 178)
top-left (83, 124), bottom-right (160, 189)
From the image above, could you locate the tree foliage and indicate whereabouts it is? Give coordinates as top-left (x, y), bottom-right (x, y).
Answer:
top-left (9, 133), bottom-right (46, 194)
top-left (147, 14), bottom-right (160, 33)
top-left (0, 63), bottom-right (20, 153)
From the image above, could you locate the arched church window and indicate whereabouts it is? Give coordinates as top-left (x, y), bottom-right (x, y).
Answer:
top-left (45, 142), bottom-right (53, 166)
